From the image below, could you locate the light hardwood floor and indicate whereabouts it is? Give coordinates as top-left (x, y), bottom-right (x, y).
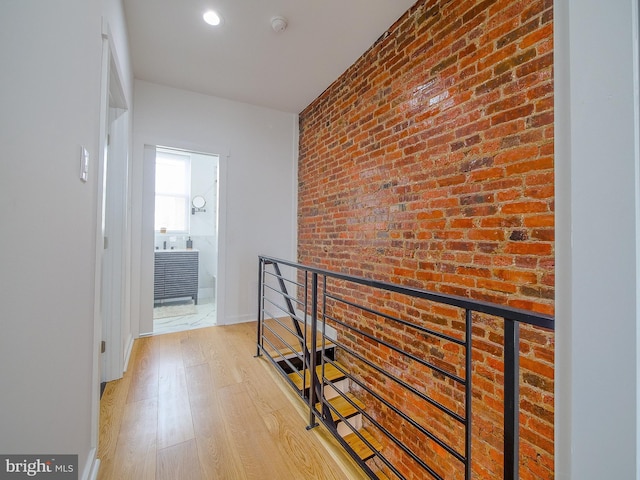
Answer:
top-left (98, 322), bottom-right (368, 480)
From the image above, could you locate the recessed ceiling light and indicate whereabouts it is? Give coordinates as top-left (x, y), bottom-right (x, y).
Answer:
top-left (203, 10), bottom-right (221, 26)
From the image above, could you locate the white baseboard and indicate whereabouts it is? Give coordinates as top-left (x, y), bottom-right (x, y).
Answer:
top-left (123, 334), bottom-right (134, 372)
top-left (224, 313), bottom-right (255, 325)
top-left (87, 459), bottom-right (100, 480)
top-left (198, 287), bottom-right (214, 300)
top-left (81, 448), bottom-right (100, 480)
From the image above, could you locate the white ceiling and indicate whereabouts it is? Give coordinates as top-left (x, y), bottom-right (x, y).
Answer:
top-left (123, 0), bottom-right (417, 113)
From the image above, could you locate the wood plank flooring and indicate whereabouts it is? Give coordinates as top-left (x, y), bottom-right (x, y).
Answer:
top-left (97, 322), bottom-right (368, 480)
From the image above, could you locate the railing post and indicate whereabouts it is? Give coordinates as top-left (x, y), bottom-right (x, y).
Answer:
top-left (504, 319), bottom-right (520, 480)
top-left (255, 257), bottom-right (264, 357)
top-left (464, 309), bottom-right (473, 480)
top-left (307, 272), bottom-right (319, 429)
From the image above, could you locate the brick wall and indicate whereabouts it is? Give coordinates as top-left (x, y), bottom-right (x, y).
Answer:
top-left (298, 0), bottom-right (554, 478)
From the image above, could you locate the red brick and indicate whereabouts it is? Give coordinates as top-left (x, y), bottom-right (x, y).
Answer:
top-left (505, 242), bottom-right (552, 255)
top-left (524, 214), bottom-right (554, 227)
top-left (505, 157), bottom-right (553, 175)
top-left (494, 268), bottom-right (538, 284)
top-left (477, 278), bottom-right (518, 294)
top-left (501, 201), bottom-right (549, 214)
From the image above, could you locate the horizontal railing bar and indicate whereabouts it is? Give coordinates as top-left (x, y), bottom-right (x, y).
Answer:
top-left (326, 356), bottom-right (466, 463)
top-left (321, 368), bottom-right (446, 480)
top-left (325, 292), bottom-right (466, 346)
top-left (313, 414), bottom-right (383, 479)
top-left (260, 255), bottom-right (554, 330)
top-left (324, 378), bottom-right (466, 465)
top-left (262, 306), bottom-right (293, 325)
top-left (324, 337), bottom-right (466, 425)
top-left (326, 313), bottom-right (466, 385)
top-left (321, 402), bottom-right (380, 457)
top-left (357, 443), bottom-right (406, 480)
top-left (261, 321), bottom-right (306, 368)
top-left (257, 343), bottom-right (308, 398)
top-left (261, 329), bottom-right (303, 364)
top-left (260, 337), bottom-right (306, 391)
top-left (263, 283), bottom-right (305, 309)
top-left (263, 268), bottom-right (305, 289)
top-left (261, 308), bottom-right (303, 341)
top-left (311, 390), bottom-right (406, 480)
top-left (263, 285), bottom-right (304, 310)
top-left (263, 297), bottom-right (305, 324)
top-left (261, 333), bottom-right (303, 368)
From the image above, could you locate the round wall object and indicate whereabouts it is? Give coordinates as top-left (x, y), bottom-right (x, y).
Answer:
top-left (271, 16), bottom-right (288, 33)
top-left (192, 195), bottom-right (206, 208)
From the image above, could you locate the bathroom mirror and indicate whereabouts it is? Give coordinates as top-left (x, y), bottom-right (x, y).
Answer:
top-left (192, 195), bottom-right (206, 209)
top-left (192, 195), bottom-right (206, 214)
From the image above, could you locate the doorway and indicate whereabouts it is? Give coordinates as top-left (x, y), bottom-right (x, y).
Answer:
top-left (152, 146), bottom-right (219, 334)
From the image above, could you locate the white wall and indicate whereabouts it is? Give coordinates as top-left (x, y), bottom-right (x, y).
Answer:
top-left (190, 152), bottom-right (218, 300)
top-left (0, 0), bottom-right (132, 478)
top-left (555, 0), bottom-right (639, 478)
top-left (132, 81), bottom-right (298, 333)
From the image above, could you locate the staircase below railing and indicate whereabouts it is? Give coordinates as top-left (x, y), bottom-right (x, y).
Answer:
top-left (256, 256), bottom-right (554, 480)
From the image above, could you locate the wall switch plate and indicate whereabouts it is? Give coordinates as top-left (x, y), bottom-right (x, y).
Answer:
top-left (80, 146), bottom-right (89, 182)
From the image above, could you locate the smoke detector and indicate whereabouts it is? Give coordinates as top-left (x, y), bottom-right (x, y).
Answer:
top-left (271, 16), bottom-right (288, 33)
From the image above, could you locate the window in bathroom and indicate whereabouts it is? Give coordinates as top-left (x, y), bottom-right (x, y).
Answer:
top-left (155, 149), bottom-right (191, 233)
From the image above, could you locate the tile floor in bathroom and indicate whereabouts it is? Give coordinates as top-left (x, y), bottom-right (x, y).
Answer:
top-left (152, 298), bottom-right (216, 335)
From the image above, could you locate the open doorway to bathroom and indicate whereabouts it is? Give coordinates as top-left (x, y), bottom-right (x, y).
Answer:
top-left (152, 146), bottom-right (219, 334)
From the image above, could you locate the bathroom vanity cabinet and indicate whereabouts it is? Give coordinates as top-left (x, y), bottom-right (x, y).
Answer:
top-left (154, 250), bottom-right (199, 304)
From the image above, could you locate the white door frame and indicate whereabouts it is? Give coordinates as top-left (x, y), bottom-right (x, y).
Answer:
top-left (139, 142), bottom-right (228, 335)
top-left (90, 19), bottom-right (130, 473)
top-left (99, 24), bottom-right (130, 384)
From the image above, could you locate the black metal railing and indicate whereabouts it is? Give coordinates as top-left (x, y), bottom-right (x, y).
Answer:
top-left (256, 255), bottom-right (554, 480)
